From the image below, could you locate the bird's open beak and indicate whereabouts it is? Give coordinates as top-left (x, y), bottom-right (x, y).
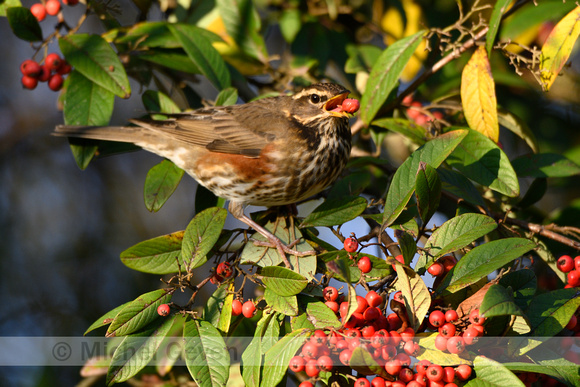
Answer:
top-left (324, 92), bottom-right (351, 117)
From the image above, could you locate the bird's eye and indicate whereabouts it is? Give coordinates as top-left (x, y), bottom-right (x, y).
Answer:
top-left (309, 94), bottom-right (320, 104)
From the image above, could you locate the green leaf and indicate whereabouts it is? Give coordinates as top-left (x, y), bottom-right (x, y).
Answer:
top-left (261, 266), bottom-right (308, 296)
top-left (361, 30), bottom-right (426, 124)
top-left (217, 285), bottom-right (234, 333)
top-left (264, 288), bottom-right (299, 316)
top-left (350, 347), bottom-right (390, 378)
top-left (63, 71), bottom-right (115, 170)
top-left (195, 184), bottom-right (225, 214)
top-left (416, 332), bottom-right (473, 365)
top-left (415, 162), bottom-right (441, 225)
top-left (168, 24), bottom-right (231, 90)
top-left (512, 153), bottom-right (580, 177)
top-left (215, 87), bottom-right (239, 106)
top-left (304, 299), bottom-right (341, 329)
top-left (436, 238), bottom-right (536, 295)
top-left (498, 269), bottom-right (537, 311)
top-left (138, 49), bottom-right (201, 73)
top-left (142, 90), bottom-right (181, 116)
top-left (467, 356), bottom-right (525, 387)
top-left (107, 289), bottom-right (172, 337)
top-left (300, 196), bottom-right (367, 227)
top-left (447, 129), bottom-right (519, 197)
top-left (486, 0), bottom-right (512, 56)
top-left (262, 329), bottom-right (309, 386)
top-left (84, 301), bottom-right (132, 335)
top-left (372, 117), bottom-right (428, 145)
top-left (396, 231), bottom-right (417, 267)
top-left (394, 266), bottom-right (431, 330)
top-left (344, 44), bottom-right (382, 74)
top-left (181, 207), bottom-right (227, 270)
top-left (497, 109), bottom-right (539, 153)
top-left (6, 7), bottom-right (42, 41)
top-left (327, 172), bottom-right (372, 200)
top-left (120, 231), bottom-right (184, 274)
top-left (480, 284), bottom-right (525, 318)
top-left (518, 178), bottom-right (547, 208)
top-left (183, 318), bottom-right (230, 387)
top-left (290, 313), bottom-right (315, 331)
top-left (203, 284), bottom-right (228, 327)
top-left (59, 34), bottom-right (131, 99)
top-left (113, 21), bottom-right (223, 48)
top-left (241, 219), bottom-right (316, 277)
top-left (216, 0), bottom-right (267, 61)
top-left (503, 361), bottom-right (580, 387)
top-left (417, 213), bottom-right (497, 271)
top-left (383, 130), bottom-right (468, 226)
top-left (279, 8), bottom-right (301, 43)
top-left (106, 315), bottom-right (176, 385)
top-left (143, 160), bottom-right (185, 212)
top-left (438, 168), bottom-right (486, 208)
top-left (448, 131), bottom-right (518, 196)
top-left (526, 288), bottom-right (580, 337)
top-left (241, 312), bottom-right (276, 387)
top-left (0, 1), bottom-right (23, 18)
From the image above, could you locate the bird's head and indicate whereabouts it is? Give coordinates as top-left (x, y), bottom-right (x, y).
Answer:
top-left (290, 83), bottom-right (356, 123)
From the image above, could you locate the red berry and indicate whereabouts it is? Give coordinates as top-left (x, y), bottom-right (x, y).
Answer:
top-left (469, 309), bottom-right (486, 325)
top-left (575, 256), bottom-right (580, 271)
top-left (355, 378), bottom-right (370, 387)
top-left (301, 341), bottom-right (318, 358)
top-left (38, 65), bottom-right (51, 82)
top-left (62, 0), bottom-right (79, 5)
top-left (358, 256), bottom-right (372, 273)
top-left (344, 237), bottom-right (358, 253)
top-left (567, 270), bottom-right (580, 287)
top-left (45, 53), bottom-right (62, 71)
top-left (392, 290), bottom-right (404, 304)
top-left (414, 373), bottom-right (429, 386)
top-left (428, 262), bottom-right (445, 277)
top-left (232, 299), bottom-right (243, 316)
top-left (21, 76), bottom-right (38, 90)
top-left (434, 334), bottom-right (448, 351)
top-left (447, 336), bottom-right (465, 354)
top-left (57, 61), bottom-right (72, 75)
top-left (445, 310), bottom-right (459, 323)
top-left (157, 304), bottom-right (170, 316)
top-left (381, 345), bottom-right (397, 360)
top-left (371, 377), bottom-right (386, 387)
top-left (391, 254), bottom-right (405, 270)
top-left (363, 306), bottom-right (380, 321)
top-left (558, 255), bottom-right (575, 273)
top-left (407, 101), bottom-right (422, 119)
top-left (442, 366), bottom-right (455, 383)
top-left (20, 60), bottom-right (42, 77)
top-left (387, 312), bottom-right (402, 331)
top-left (45, 0), bottom-right (61, 16)
top-left (288, 355), bottom-right (304, 372)
top-left (394, 352), bottom-right (411, 367)
top-left (426, 364), bottom-right (444, 382)
top-left (388, 330), bottom-right (402, 346)
top-left (325, 300), bottom-right (339, 313)
top-left (455, 364), bottom-right (472, 381)
top-left (439, 255), bottom-right (457, 272)
top-left (399, 367), bottom-right (414, 383)
top-left (242, 300), bottom-right (256, 318)
top-left (339, 349), bottom-right (352, 365)
top-left (403, 340), bottom-right (420, 356)
top-left (429, 310), bottom-right (446, 327)
top-left (216, 262), bottom-right (233, 278)
top-left (298, 382), bottom-right (313, 387)
top-left (416, 359), bottom-right (431, 374)
top-left (318, 354), bottom-right (333, 371)
top-left (323, 286), bottom-right (338, 301)
top-left (342, 98), bottom-right (360, 113)
top-left (566, 314), bottom-right (577, 330)
top-left (304, 358), bottom-right (320, 377)
top-left (463, 326), bottom-right (480, 345)
top-left (384, 359), bottom-right (402, 375)
top-left (355, 295), bottom-right (369, 314)
top-left (365, 290), bottom-right (383, 308)
top-left (48, 74), bottom-right (64, 91)
top-left (361, 325), bottom-right (376, 339)
top-left (439, 323), bottom-right (456, 338)
top-left (400, 327), bottom-right (415, 342)
top-left (371, 329), bottom-right (390, 348)
top-left (30, 3), bottom-right (47, 21)
top-left (310, 329), bottom-right (327, 346)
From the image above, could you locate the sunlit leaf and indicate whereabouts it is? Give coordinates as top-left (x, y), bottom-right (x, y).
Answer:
top-left (300, 196), bottom-right (367, 227)
top-left (461, 46), bottom-right (499, 142)
top-left (121, 231), bottom-right (184, 274)
top-left (486, 0), bottom-right (512, 55)
top-left (261, 266), bottom-right (308, 296)
top-left (181, 207), bottom-right (227, 270)
top-left (144, 160), bottom-right (184, 212)
top-left (262, 329), bottom-right (309, 386)
top-left (512, 153), bottom-right (580, 177)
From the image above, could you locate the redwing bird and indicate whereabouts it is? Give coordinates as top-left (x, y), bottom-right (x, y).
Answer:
top-left (54, 83), bottom-right (357, 267)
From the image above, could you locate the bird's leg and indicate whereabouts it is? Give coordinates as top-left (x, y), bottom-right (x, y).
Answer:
top-left (229, 202), bottom-right (316, 267)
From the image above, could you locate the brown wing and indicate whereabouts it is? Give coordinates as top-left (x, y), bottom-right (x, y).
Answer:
top-left (131, 97), bottom-right (290, 158)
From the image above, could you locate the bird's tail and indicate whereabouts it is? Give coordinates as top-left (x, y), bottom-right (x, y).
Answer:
top-left (53, 125), bottom-right (142, 144)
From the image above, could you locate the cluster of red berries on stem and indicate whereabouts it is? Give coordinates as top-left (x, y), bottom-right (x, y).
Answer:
top-left (30, 0), bottom-right (79, 22)
top-left (556, 254), bottom-right (580, 287)
top-left (401, 95), bottom-right (444, 127)
top-left (429, 308), bottom-right (485, 355)
top-left (290, 289), bottom-right (474, 386)
top-left (343, 235), bottom-right (374, 275)
top-left (20, 53), bottom-right (71, 91)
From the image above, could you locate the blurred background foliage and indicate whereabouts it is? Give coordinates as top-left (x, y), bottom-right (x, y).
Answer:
top-left (1, 0), bottom-right (579, 385)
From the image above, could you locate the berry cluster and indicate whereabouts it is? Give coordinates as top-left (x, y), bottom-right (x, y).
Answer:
top-left (429, 308), bottom-right (485, 355)
top-left (343, 236), bottom-right (374, 275)
top-left (20, 54), bottom-right (71, 91)
top-left (290, 289), bottom-right (474, 386)
top-left (556, 255), bottom-right (580, 287)
top-left (30, 0), bottom-right (79, 22)
top-left (402, 95), bottom-right (444, 127)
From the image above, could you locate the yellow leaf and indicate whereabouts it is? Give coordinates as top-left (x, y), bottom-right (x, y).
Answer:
top-left (381, 0), bottom-right (428, 81)
top-left (461, 46), bottom-right (499, 143)
top-left (540, 7), bottom-right (580, 91)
